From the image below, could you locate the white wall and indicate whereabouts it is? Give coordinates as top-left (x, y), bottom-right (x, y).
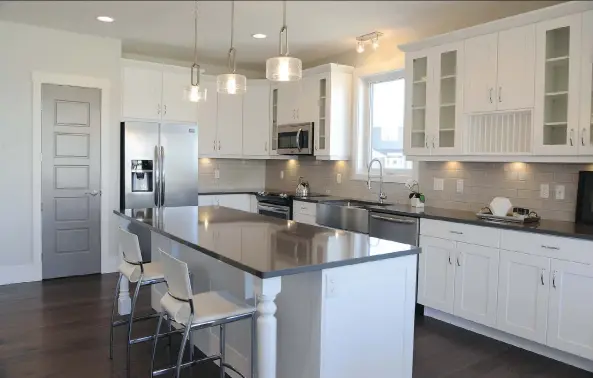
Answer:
top-left (0, 21), bottom-right (122, 283)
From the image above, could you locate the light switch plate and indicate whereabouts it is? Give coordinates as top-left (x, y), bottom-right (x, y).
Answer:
top-left (456, 179), bottom-right (464, 193)
top-left (280, 170), bottom-right (284, 179)
top-left (540, 183), bottom-right (549, 199)
top-left (336, 173), bottom-right (342, 184)
top-left (555, 185), bottom-right (565, 200)
top-left (214, 169), bottom-right (220, 179)
top-left (434, 178), bottom-right (444, 191)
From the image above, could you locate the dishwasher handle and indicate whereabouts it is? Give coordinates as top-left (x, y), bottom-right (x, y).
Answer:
top-left (371, 214), bottom-right (417, 225)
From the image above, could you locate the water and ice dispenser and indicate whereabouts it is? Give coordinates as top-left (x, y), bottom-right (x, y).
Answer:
top-left (131, 160), bottom-right (153, 192)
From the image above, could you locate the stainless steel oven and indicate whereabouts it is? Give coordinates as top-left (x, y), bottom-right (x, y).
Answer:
top-left (257, 203), bottom-right (291, 220)
top-left (277, 122), bottom-right (314, 155)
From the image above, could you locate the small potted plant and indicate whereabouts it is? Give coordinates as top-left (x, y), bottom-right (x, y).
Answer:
top-left (405, 179), bottom-right (425, 208)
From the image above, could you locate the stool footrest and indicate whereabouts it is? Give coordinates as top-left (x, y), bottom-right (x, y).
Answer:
top-left (131, 328), bottom-right (183, 345)
top-left (112, 312), bottom-right (161, 327)
top-left (152, 354), bottom-right (221, 376)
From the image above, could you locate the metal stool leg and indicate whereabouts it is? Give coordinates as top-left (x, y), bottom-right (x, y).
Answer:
top-left (251, 314), bottom-right (257, 378)
top-left (150, 312), bottom-right (165, 378)
top-left (175, 315), bottom-right (193, 378)
top-left (126, 277), bottom-right (143, 378)
top-left (109, 273), bottom-right (122, 360)
top-left (220, 324), bottom-right (226, 378)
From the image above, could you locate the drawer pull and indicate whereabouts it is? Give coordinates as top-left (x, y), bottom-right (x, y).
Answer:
top-left (552, 271), bottom-right (557, 288)
top-left (301, 206), bottom-right (306, 210)
top-left (456, 254), bottom-right (461, 267)
top-left (541, 245), bottom-right (559, 250)
top-left (449, 230), bottom-right (463, 235)
top-left (541, 269), bottom-right (545, 286)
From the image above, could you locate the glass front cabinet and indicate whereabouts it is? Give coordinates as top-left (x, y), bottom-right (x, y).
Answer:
top-left (533, 14), bottom-right (582, 155)
top-left (405, 43), bottom-right (463, 156)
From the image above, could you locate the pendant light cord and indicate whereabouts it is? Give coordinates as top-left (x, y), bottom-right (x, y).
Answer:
top-left (279, 0), bottom-right (289, 56)
top-left (191, 0), bottom-right (200, 86)
top-left (228, 1), bottom-right (236, 73)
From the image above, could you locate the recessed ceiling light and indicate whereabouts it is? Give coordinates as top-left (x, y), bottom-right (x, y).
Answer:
top-left (97, 16), bottom-right (115, 23)
top-left (252, 33), bottom-right (267, 39)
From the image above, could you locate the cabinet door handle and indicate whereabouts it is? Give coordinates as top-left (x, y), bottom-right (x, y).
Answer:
top-left (425, 137), bottom-right (429, 148)
top-left (449, 230), bottom-right (463, 235)
top-left (541, 269), bottom-right (545, 286)
top-left (297, 109), bottom-right (299, 119)
top-left (432, 136), bottom-right (437, 149)
top-left (541, 245), bottom-right (559, 250)
top-left (582, 128), bottom-right (587, 147)
top-left (552, 270), bottom-right (557, 288)
top-left (456, 254), bottom-right (461, 267)
top-left (448, 253), bottom-right (452, 265)
top-left (489, 88), bottom-right (493, 103)
top-left (157, 104), bottom-right (161, 115)
top-left (218, 141), bottom-right (221, 150)
top-left (498, 87), bottom-right (502, 103)
top-left (163, 104), bottom-right (167, 115)
top-left (569, 129), bottom-right (574, 146)
top-left (213, 140), bottom-right (216, 151)
top-left (265, 141), bottom-right (268, 151)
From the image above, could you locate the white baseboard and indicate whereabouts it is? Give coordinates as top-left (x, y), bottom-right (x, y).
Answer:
top-left (424, 307), bottom-right (593, 372)
top-left (0, 264), bottom-right (41, 286)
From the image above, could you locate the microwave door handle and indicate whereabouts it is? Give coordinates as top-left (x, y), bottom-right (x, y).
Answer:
top-left (296, 128), bottom-right (302, 151)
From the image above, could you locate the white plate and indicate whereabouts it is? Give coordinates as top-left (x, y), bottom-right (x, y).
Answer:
top-left (489, 197), bottom-right (512, 216)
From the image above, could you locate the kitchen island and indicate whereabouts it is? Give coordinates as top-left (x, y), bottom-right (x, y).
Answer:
top-left (114, 206), bottom-right (420, 378)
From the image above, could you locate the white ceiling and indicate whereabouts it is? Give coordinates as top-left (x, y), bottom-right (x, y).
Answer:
top-left (0, 1), bottom-right (561, 70)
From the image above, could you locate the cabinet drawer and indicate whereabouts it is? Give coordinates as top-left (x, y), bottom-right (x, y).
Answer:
top-left (420, 219), bottom-right (500, 248)
top-left (293, 213), bottom-right (317, 226)
top-left (501, 230), bottom-right (593, 265)
top-left (293, 201), bottom-right (317, 217)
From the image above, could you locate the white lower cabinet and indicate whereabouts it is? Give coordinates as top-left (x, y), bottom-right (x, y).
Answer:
top-left (453, 242), bottom-right (499, 327)
top-left (418, 236), bottom-right (456, 314)
top-left (547, 260), bottom-right (593, 360)
top-left (293, 213), bottom-right (317, 226)
top-left (198, 194), bottom-right (253, 213)
top-left (497, 250), bottom-right (550, 344)
top-left (293, 200), bottom-right (318, 226)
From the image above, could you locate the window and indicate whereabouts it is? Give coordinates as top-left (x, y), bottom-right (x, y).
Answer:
top-left (354, 69), bottom-right (415, 182)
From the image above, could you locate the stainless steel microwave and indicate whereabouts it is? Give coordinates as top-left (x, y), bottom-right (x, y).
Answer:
top-left (277, 122), bottom-right (314, 155)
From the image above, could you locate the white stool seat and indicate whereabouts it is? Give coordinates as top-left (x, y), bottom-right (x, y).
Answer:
top-left (119, 261), bottom-right (165, 283)
top-left (161, 291), bottom-right (255, 326)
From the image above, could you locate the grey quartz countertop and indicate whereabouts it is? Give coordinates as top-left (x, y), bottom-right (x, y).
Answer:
top-left (114, 206), bottom-right (420, 279)
top-left (198, 189), bottom-right (262, 195)
top-left (366, 204), bottom-right (593, 242)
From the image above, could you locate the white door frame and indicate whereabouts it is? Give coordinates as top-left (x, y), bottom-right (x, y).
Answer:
top-left (32, 71), bottom-right (114, 281)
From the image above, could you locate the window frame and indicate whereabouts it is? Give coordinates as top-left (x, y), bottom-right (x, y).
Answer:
top-left (352, 68), bottom-right (417, 183)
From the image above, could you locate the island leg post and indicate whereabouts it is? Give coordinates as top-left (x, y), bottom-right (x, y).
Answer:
top-left (118, 276), bottom-right (132, 315)
top-left (254, 277), bottom-right (282, 378)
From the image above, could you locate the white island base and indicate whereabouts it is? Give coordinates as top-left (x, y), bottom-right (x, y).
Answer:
top-left (122, 229), bottom-right (418, 378)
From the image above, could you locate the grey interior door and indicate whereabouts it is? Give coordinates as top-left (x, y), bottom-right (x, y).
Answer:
top-left (160, 123), bottom-right (199, 207)
top-left (42, 84), bottom-right (101, 279)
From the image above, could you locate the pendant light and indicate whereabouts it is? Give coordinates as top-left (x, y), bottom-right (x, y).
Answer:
top-left (185, 0), bottom-right (207, 102)
top-left (217, 1), bottom-right (247, 94)
top-left (266, 0), bottom-right (302, 82)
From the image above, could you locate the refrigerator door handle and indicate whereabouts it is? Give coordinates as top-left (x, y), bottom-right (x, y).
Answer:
top-left (154, 145), bottom-right (160, 206)
top-left (160, 146), bottom-right (165, 206)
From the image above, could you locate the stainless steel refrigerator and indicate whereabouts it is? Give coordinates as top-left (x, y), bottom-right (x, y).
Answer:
top-left (120, 121), bottom-right (199, 209)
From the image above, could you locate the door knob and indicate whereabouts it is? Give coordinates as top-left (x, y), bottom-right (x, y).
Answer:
top-left (86, 190), bottom-right (100, 196)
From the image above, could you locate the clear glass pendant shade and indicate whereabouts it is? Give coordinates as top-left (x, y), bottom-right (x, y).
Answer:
top-left (185, 85), bottom-right (207, 103)
top-left (266, 56), bottom-right (302, 82)
top-left (217, 73), bottom-right (247, 95)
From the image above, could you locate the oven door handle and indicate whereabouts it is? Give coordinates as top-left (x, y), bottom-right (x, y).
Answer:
top-left (370, 214), bottom-right (417, 224)
top-left (296, 128), bottom-right (302, 151)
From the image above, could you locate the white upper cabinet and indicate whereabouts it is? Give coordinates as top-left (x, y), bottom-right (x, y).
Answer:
top-left (243, 80), bottom-right (271, 157)
top-left (496, 250), bottom-right (550, 344)
top-left (464, 33), bottom-right (499, 113)
top-left (122, 62), bottom-right (163, 120)
top-left (533, 14), bottom-right (582, 155)
top-left (161, 68), bottom-right (199, 123)
top-left (579, 10), bottom-right (593, 155)
top-left (197, 80), bottom-right (218, 157)
top-left (122, 60), bottom-right (199, 124)
top-left (217, 93), bottom-right (243, 156)
top-left (547, 259), bottom-right (593, 360)
top-left (277, 81), bottom-right (299, 125)
top-left (497, 25), bottom-right (536, 111)
top-left (405, 51), bottom-right (432, 156)
top-left (298, 76), bottom-right (320, 122)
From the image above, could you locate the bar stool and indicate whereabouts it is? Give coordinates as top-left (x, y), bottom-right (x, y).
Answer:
top-left (151, 248), bottom-right (256, 378)
top-left (110, 227), bottom-right (169, 378)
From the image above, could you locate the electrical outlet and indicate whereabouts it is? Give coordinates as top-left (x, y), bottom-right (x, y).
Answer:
top-left (214, 169), bottom-right (220, 179)
top-left (280, 170), bottom-right (284, 179)
top-left (540, 183), bottom-right (549, 199)
top-left (555, 184), bottom-right (565, 200)
top-left (434, 178), bottom-right (444, 191)
top-left (456, 179), bottom-right (464, 193)
top-left (325, 189), bottom-right (331, 194)
top-left (336, 173), bottom-right (342, 184)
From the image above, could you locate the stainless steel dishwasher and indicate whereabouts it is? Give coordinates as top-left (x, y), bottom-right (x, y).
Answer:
top-left (369, 212), bottom-right (419, 246)
top-left (369, 211), bottom-right (423, 318)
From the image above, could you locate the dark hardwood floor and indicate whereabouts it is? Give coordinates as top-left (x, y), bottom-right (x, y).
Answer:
top-left (0, 274), bottom-right (590, 378)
